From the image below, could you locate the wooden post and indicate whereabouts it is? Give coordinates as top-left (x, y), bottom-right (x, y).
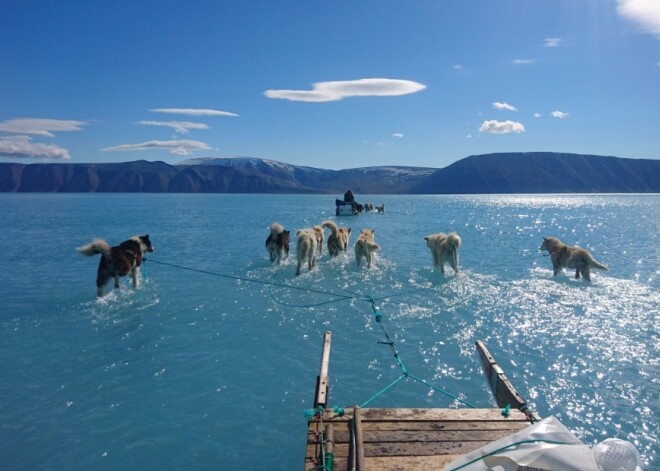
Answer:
top-left (324, 424), bottom-right (334, 470)
top-left (314, 331), bottom-right (332, 408)
top-left (353, 406), bottom-right (365, 471)
top-left (476, 340), bottom-right (541, 422)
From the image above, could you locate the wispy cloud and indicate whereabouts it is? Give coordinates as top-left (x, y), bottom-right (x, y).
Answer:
top-left (493, 102), bottom-right (518, 112)
top-left (0, 135), bottom-right (71, 160)
top-left (392, 133), bottom-right (404, 138)
top-left (102, 139), bottom-right (211, 156)
top-left (138, 120), bottom-right (209, 134)
top-left (150, 108), bottom-right (238, 117)
top-left (544, 37), bottom-right (563, 47)
top-left (264, 78), bottom-right (426, 102)
top-left (512, 59), bottom-right (535, 65)
top-left (551, 110), bottom-right (569, 119)
top-left (0, 118), bottom-right (87, 137)
top-left (479, 120), bottom-right (525, 134)
top-left (453, 65), bottom-right (463, 70)
top-left (534, 113), bottom-right (542, 118)
top-left (617, 0), bottom-right (660, 38)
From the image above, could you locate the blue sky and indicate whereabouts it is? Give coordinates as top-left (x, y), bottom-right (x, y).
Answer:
top-left (1, 0), bottom-right (658, 170)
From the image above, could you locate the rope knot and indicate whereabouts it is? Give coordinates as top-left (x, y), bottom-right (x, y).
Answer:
top-left (332, 405), bottom-right (345, 417)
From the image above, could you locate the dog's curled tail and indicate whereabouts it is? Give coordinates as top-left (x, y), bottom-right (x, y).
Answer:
top-left (589, 257), bottom-right (608, 271)
top-left (270, 222), bottom-right (285, 235)
top-left (321, 220), bottom-right (339, 237)
top-left (446, 232), bottom-right (462, 250)
top-left (77, 239), bottom-right (111, 257)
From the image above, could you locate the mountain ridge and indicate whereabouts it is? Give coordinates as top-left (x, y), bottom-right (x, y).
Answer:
top-left (1, 152), bottom-right (658, 194)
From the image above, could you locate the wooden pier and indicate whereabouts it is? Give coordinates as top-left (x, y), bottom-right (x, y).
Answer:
top-left (304, 332), bottom-right (535, 470)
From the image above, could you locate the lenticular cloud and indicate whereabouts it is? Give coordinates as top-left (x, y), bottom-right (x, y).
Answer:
top-left (102, 139), bottom-right (211, 156)
top-left (0, 135), bottom-right (71, 160)
top-left (264, 78), bottom-right (426, 102)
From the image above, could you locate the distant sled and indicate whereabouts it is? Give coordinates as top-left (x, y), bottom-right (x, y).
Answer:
top-left (335, 199), bottom-right (358, 216)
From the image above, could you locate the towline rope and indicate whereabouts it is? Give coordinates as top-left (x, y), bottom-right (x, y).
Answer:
top-left (146, 257), bottom-right (475, 409)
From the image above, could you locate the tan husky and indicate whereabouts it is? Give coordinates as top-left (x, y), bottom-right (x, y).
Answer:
top-left (295, 228), bottom-right (319, 276)
top-left (539, 236), bottom-right (608, 281)
top-left (355, 229), bottom-right (380, 268)
top-left (424, 231), bottom-right (461, 274)
top-left (322, 220), bottom-right (351, 257)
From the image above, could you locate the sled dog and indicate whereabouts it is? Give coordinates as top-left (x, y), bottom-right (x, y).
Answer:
top-left (539, 236), bottom-right (608, 281)
top-left (355, 229), bottom-right (380, 268)
top-left (265, 222), bottom-right (290, 264)
top-left (78, 235), bottom-right (154, 297)
top-left (322, 220), bottom-right (352, 257)
top-left (295, 228), bottom-right (319, 276)
top-left (424, 231), bottom-right (461, 274)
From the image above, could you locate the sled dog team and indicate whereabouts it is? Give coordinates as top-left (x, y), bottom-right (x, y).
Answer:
top-left (264, 222), bottom-right (609, 280)
top-left (78, 229), bottom-right (608, 297)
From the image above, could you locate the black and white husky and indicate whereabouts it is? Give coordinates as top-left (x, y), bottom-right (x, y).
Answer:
top-left (78, 235), bottom-right (154, 297)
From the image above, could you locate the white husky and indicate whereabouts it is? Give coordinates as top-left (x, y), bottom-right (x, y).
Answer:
top-left (424, 231), bottom-right (461, 274)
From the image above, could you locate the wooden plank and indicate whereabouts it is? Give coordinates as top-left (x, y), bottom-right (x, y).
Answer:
top-left (314, 331), bottom-right (332, 408)
top-left (365, 455), bottom-right (461, 470)
top-left (354, 407), bottom-right (528, 422)
top-left (315, 440), bottom-right (494, 457)
top-left (331, 428), bottom-right (520, 444)
top-left (359, 420), bottom-right (529, 432)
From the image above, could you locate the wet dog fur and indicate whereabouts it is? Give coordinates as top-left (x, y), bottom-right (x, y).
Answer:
top-left (355, 228), bottom-right (380, 268)
top-left (424, 231), bottom-right (461, 274)
top-left (265, 222), bottom-right (290, 264)
top-left (539, 236), bottom-right (608, 281)
top-left (322, 220), bottom-right (351, 257)
top-left (78, 235), bottom-right (154, 297)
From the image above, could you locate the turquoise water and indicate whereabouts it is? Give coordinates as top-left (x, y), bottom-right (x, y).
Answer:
top-left (0, 193), bottom-right (658, 470)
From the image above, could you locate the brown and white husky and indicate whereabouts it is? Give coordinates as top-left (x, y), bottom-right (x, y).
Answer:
top-left (78, 235), bottom-right (154, 297)
top-left (424, 231), bottom-right (461, 274)
top-left (539, 236), bottom-right (608, 281)
top-left (355, 229), bottom-right (380, 268)
top-left (265, 222), bottom-right (290, 264)
top-left (322, 220), bottom-right (351, 257)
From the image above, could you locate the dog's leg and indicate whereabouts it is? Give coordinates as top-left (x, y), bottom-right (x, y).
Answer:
top-left (132, 267), bottom-right (140, 288)
top-left (582, 267), bottom-right (591, 281)
top-left (575, 268), bottom-right (580, 279)
top-left (114, 275), bottom-right (121, 289)
top-left (296, 260), bottom-right (302, 276)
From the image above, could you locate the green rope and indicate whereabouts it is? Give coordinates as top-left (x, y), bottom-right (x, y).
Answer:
top-left (149, 257), bottom-right (478, 409)
top-left (359, 295), bottom-right (477, 408)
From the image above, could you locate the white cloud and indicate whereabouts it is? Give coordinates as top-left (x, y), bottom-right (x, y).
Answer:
top-left (493, 102), bottom-right (518, 111)
top-left (138, 120), bottom-right (209, 134)
top-left (479, 120), bottom-right (525, 134)
top-left (264, 78), bottom-right (426, 102)
top-left (0, 135), bottom-right (71, 160)
top-left (0, 118), bottom-right (87, 137)
top-left (392, 133), bottom-right (404, 138)
top-left (544, 37), bottom-right (563, 47)
top-left (466, 134), bottom-right (473, 139)
top-left (617, 0), bottom-right (660, 38)
top-left (453, 65), bottom-right (463, 70)
top-left (534, 113), bottom-right (542, 118)
top-left (150, 108), bottom-right (238, 117)
top-left (512, 59), bottom-right (535, 65)
top-left (551, 110), bottom-right (569, 119)
top-left (102, 139), bottom-right (211, 156)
